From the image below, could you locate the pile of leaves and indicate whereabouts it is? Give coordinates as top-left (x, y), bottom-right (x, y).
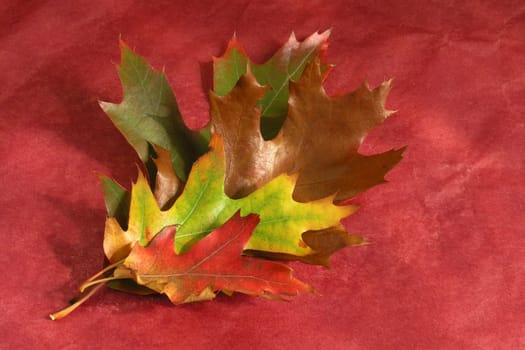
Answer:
top-left (50, 30), bottom-right (404, 320)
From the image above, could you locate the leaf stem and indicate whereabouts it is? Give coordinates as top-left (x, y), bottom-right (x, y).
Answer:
top-left (79, 276), bottom-right (128, 293)
top-left (81, 258), bottom-right (125, 286)
top-left (49, 259), bottom-right (127, 320)
top-left (49, 284), bottom-right (105, 321)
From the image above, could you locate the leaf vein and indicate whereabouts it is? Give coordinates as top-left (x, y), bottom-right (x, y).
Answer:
top-left (261, 45), bottom-right (319, 116)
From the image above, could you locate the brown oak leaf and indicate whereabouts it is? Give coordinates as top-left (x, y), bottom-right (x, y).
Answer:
top-left (210, 58), bottom-right (404, 203)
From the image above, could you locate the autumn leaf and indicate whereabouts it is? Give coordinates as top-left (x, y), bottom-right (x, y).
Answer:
top-left (99, 175), bottom-right (130, 228)
top-left (102, 165), bottom-right (172, 263)
top-left (97, 41), bottom-right (207, 226)
top-left (103, 217), bottom-right (157, 295)
top-left (169, 134), bottom-right (356, 257)
top-left (99, 153), bottom-right (180, 264)
top-left (214, 30), bottom-right (330, 138)
top-left (51, 31), bottom-right (404, 320)
top-left (245, 225), bottom-right (365, 267)
top-left (211, 58), bottom-right (404, 202)
top-left (113, 212), bottom-right (312, 304)
top-left (103, 134), bottom-right (357, 264)
top-left (99, 145), bottom-right (183, 233)
top-left (99, 40), bottom-right (208, 182)
top-left (152, 145), bottom-right (183, 209)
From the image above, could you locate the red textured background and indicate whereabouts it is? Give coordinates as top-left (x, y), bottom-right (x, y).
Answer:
top-left (1, 1), bottom-right (524, 349)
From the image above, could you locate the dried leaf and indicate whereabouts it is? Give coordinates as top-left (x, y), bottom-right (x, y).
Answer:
top-left (51, 32), bottom-right (404, 319)
top-left (245, 225), bottom-right (365, 267)
top-left (152, 145), bottom-right (183, 209)
top-left (211, 58), bottom-right (404, 202)
top-left (294, 148), bottom-right (406, 203)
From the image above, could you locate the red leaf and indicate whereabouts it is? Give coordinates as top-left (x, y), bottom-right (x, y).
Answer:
top-left (118, 212), bottom-right (312, 304)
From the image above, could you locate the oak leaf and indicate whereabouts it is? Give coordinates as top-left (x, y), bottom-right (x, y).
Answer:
top-left (98, 146), bottom-right (183, 233)
top-left (50, 32), bottom-right (404, 320)
top-left (152, 145), bottom-right (183, 209)
top-left (214, 30), bottom-right (331, 138)
top-left (114, 212), bottom-right (312, 304)
top-left (211, 58), bottom-right (404, 202)
top-left (103, 134), bottom-right (357, 264)
top-left (99, 40), bottom-right (208, 182)
top-left (245, 225), bottom-right (365, 267)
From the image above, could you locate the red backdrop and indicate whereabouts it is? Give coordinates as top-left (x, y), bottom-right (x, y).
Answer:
top-left (1, 1), bottom-right (523, 349)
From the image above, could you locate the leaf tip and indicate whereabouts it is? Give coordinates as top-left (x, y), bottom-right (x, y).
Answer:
top-left (118, 38), bottom-right (135, 65)
top-left (118, 37), bottom-right (131, 52)
top-left (289, 31), bottom-right (297, 42)
top-left (322, 27), bottom-right (332, 37)
top-left (95, 171), bottom-right (114, 185)
top-left (359, 237), bottom-right (371, 246)
top-left (385, 109), bottom-right (397, 118)
top-left (214, 32), bottom-right (247, 61)
top-left (398, 145), bottom-right (408, 154)
top-left (98, 100), bottom-right (109, 111)
top-left (378, 79), bottom-right (393, 98)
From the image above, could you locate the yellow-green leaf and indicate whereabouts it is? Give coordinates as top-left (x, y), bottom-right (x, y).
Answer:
top-left (104, 134), bottom-right (357, 263)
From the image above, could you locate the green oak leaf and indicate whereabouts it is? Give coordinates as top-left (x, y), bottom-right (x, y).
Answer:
top-left (100, 40), bottom-right (209, 182)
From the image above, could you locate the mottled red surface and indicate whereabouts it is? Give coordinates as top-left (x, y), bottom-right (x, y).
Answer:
top-left (1, 1), bottom-right (524, 349)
